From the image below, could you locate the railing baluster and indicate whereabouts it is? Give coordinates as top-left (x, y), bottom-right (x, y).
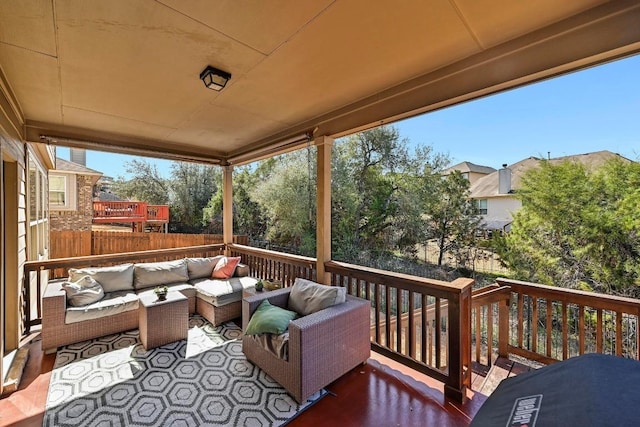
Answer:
top-left (375, 283), bottom-right (381, 345)
top-left (546, 298), bottom-right (552, 358)
top-left (532, 297), bottom-right (538, 353)
top-left (616, 310), bottom-right (623, 356)
top-left (385, 285), bottom-right (391, 349)
top-left (409, 291), bottom-right (415, 359)
top-left (579, 305), bottom-right (585, 355)
top-left (421, 294), bottom-right (428, 364)
top-left (474, 304), bottom-right (481, 363)
top-left (562, 302), bottom-right (568, 360)
top-left (596, 308), bottom-right (603, 353)
top-left (486, 303), bottom-right (493, 366)
top-left (637, 309), bottom-right (640, 360)
top-left (396, 288), bottom-right (402, 354)
top-left (517, 293), bottom-right (524, 349)
top-left (435, 297), bottom-right (442, 370)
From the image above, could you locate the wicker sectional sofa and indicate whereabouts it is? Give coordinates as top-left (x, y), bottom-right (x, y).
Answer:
top-left (42, 256), bottom-right (257, 352)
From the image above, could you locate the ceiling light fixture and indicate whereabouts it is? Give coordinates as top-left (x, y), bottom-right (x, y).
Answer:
top-left (199, 65), bottom-right (231, 91)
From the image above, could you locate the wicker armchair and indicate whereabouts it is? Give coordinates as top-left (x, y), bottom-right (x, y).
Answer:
top-left (242, 286), bottom-right (371, 403)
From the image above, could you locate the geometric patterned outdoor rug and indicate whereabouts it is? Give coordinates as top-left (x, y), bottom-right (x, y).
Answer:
top-left (44, 315), bottom-right (326, 427)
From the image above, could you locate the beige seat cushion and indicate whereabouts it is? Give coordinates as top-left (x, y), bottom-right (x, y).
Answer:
top-left (193, 276), bottom-right (257, 306)
top-left (136, 282), bottom-right (196, 299)
top-left (288, 278), bottom-right (346, 316)
top-left (65, 291), bottom-right (139, 324)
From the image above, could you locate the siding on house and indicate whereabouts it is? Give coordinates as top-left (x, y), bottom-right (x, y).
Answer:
top-left (0, 76), bottom-right (55, 394)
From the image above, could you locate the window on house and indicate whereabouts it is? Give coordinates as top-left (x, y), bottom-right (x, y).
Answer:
top-left (475, 199), bottom-right (488, 215)
top-left (461, 172), bottom-right (469, 180)
top-left (49, 173), bottom-right (76, 210)
top-left (28, 157), bottom-right (49, 260)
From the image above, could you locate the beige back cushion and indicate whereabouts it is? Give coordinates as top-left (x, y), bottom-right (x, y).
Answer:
top-left (288, 278), bottom-right (347, 316)
top-left (69, 263), bottom-right (134, 293)
top-left (133, 259), bottom-right (189, 290)
top-left (186, 256), bottom-right (223, 279)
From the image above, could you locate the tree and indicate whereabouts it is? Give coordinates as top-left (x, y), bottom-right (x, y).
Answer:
top-left (250, 150), bottom-right (316, 255)
top-left (495, 158), bottom-right (640, 297)
top-left (169, 162), bottom-right (220, 233)
top-left (202, 165), bottom-right (268, 240)
top-left (331, 126), bottom-right (449, 263)
top-left (424, 171), bottom-right (481, 267)
top-left (110, 159), bottom-right (169, 204)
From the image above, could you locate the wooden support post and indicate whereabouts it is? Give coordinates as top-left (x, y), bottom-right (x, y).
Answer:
top-left (222, 165), bottom-right (233, 256)
top-left (315, 136), bottom-right (333, 284)
top-left (498, 294), bottom-right (510, 358)
top-left (445, 278), bottom-right (473, 402)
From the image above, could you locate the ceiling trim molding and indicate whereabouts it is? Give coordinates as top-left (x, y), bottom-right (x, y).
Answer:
top-left (26, 121), bottom-right (224, 165)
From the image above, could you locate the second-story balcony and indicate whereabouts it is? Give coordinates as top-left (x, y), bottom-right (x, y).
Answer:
top-left (92, 201), bottom-right (170, 232)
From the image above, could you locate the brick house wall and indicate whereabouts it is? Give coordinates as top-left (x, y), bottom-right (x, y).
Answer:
top-left (49, 174), bottom-right (100, 231)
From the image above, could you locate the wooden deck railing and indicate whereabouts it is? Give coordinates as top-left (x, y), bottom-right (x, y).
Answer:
top-left (471, 284), bottom-right (511, 366)
top-left (24, 242), bottom-right (473, 402)
top-left (228, 244), bottom-right (316, 286)
top-left (146, 205), bottom-right (169, 222)
top-left (325, 260), bottom-right (473, 402)
top-left (471, 277), bottom-right (640, 367)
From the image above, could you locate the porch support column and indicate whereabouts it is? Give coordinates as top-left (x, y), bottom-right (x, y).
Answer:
top-left (315, 136), bottom-right (333, 284)
top-left (223, 164), bottom-right (233, 255)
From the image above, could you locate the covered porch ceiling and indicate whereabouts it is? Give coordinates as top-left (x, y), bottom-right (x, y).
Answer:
top-left (1, 0), bottom-right (639, 166)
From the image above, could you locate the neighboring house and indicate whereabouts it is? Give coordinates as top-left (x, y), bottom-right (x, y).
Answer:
top-left (469, 150), bottom-right (631, 232)
top-left (442, 161), bottom-right (496, 185)
top-left (49, 158), bottom-right (102, 231)
top-left (95, 175), bottom-right (122, 202)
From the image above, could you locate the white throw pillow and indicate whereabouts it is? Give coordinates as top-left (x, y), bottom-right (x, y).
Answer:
top-left (62, 275), bottom-right (105, 307)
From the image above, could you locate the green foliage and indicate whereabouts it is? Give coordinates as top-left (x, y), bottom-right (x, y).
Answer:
top-left (168, 163), bottom-right (221, 233)
top-left (495, 158), bottom-right (640, 297)
top-left (251, 150), bottom-right (316, 255)
top-left (202, 166), bottom-right (267, 239)
top-left (330, 126), bottom-right (452, 262)
top-left (112, 125), bottom-right (482, 273)
top-left (110, 159), bottom-right (169, 205)
top-left (425, 171), bottom-right (482, 267)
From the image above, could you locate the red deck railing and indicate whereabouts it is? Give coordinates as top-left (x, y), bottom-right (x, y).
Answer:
top-left (92, 201), bottom-right (169, 224)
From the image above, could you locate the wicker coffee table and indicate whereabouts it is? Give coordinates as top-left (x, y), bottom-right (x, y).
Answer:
top-left (139, 291), bottom-right (188, 350)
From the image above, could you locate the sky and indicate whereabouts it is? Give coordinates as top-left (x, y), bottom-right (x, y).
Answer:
top-left (57, 54), bottom-right (640, 178)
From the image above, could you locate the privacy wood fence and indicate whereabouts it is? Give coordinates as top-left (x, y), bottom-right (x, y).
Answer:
top-left (50, 230), bottom-right (248, 258)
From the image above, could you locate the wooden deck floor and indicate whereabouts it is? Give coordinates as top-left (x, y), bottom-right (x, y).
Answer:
top-left (1, 334), bottom-right (492, 427)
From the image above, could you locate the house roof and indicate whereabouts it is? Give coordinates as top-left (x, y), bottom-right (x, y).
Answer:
top-left (1, 2), bottom-right (639, 165)
top-left (53, 158), bottom-right (102, 176)
top-left (443, 161), bottom-right (496, 175)
top-left (469, 150), bottom-right (630, 198)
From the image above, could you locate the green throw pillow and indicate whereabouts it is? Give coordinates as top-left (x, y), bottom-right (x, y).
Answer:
top-left (245, 299), bottom-right (298, 335)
